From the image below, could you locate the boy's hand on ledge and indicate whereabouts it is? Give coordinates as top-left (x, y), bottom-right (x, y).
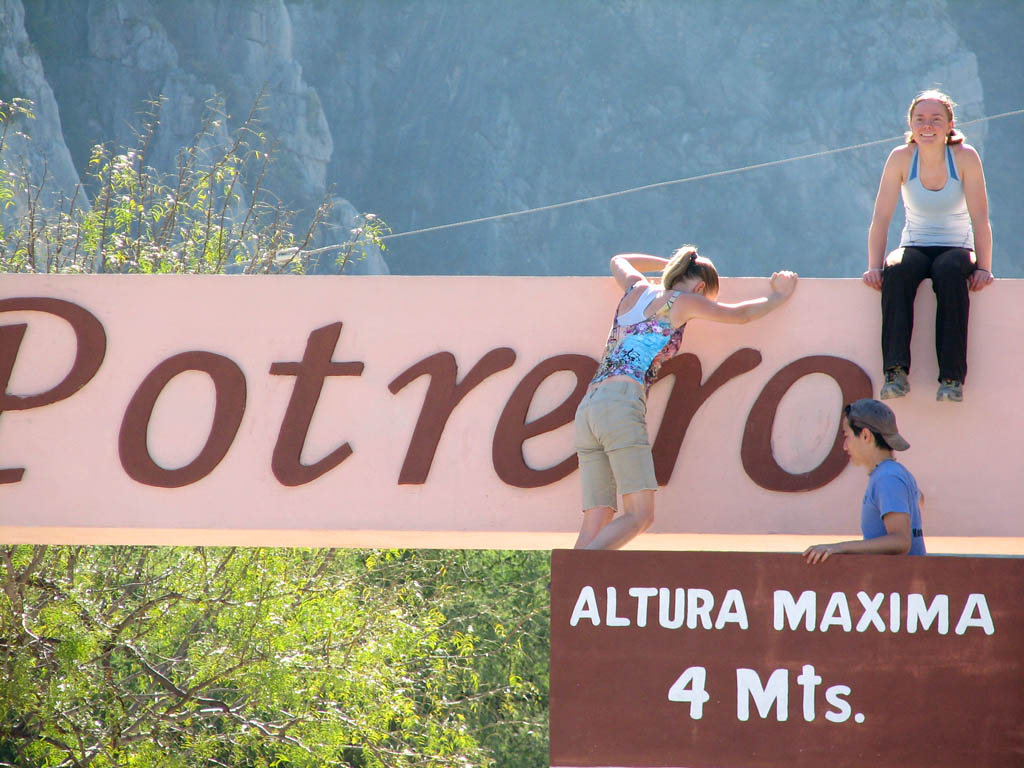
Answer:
top-left (803, 543), bottom-right (841, 564)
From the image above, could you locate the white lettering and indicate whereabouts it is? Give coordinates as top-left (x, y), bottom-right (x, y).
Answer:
top-left (687, 588), bottom-right (715, 630)
top-left (574, 586), bottom-right (993, 635)
top-left (629, 587), bottom-right (658, 628)
top-left (774, 590), bottom-right (816, 631)
top-left (796, 664), bottom-right (822, 722)
top-left (736, 668), bottom-right (789, 722)
top-left (570, 586), bottom-right (600, 626)
top-left (771, 590), bottom-right (994, 635)
top-left (955, 594), bottom-right (995, 635)
top-left (606, 586), bottom-right (630, 627)
top-left (659, 587), bottom-right (686, 629)
top-left (819, 592), bottom-right (852, 632)
top-left (907, 594), bottom-right (949, 634)
top-left (667, 666), bottom-right (710, 719)
top-left (824, 685), bottom-right (852, 723)
top-left (715, 589), bottom-right (749, 630)
top-left (855, 592), bottom-right (885, 632)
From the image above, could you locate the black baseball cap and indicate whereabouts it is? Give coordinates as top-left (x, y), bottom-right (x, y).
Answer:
top-left (845, 398), bottom-right (910, 451)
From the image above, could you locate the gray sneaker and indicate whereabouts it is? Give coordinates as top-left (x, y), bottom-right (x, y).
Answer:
top-left (880, 368), bottom-right (909, 400)
top-left (936, 379), bottom-right (963, 402)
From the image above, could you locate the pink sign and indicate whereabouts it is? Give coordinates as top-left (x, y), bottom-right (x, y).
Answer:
top-left (1, 275), bottom-right (1021, 548)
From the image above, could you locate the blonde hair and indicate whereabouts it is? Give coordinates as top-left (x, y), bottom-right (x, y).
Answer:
top-left (905, 89), bottom-right (964, 145)
top-left (662, 245), bottom-right (719, 299)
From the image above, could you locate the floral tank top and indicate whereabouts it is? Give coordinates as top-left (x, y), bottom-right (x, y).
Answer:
top-left (590, 284), bottom-right (685, 394)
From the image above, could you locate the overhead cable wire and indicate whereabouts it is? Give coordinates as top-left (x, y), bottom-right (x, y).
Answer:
top-left (295, 106), bottom-right (1024, 256)
top-left (377, 107), bottom-right (1024, 243)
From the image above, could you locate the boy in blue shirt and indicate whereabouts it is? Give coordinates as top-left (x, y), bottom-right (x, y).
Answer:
top-left (804, 398), bottom-right (925, 563)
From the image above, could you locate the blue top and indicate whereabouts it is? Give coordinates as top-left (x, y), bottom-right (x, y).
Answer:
top-left (590, 282), bottom-right (685, 394)
top-left (861, 459), bottom-right (926, 555)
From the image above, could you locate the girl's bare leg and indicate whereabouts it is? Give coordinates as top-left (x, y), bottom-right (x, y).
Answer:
top-left (574, 506), bottom-right (615, 549)
top-left (582, 490), bottom-right (655, 550)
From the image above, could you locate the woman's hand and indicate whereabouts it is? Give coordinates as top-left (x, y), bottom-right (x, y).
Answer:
top-left (969, 268), bottom-right (994, 292)
top-left (862, 268), bottom-right (883, 291)
top-left (770, 270), bottom-right (798, 297)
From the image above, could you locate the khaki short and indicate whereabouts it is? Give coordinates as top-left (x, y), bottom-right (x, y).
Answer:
top-left (573, 380), bottom-right (658, 511)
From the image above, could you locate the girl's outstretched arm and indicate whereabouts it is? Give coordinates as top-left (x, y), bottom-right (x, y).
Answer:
top-left (670, 271), bottom-right (797, 326)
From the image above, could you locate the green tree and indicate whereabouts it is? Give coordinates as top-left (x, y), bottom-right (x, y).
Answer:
top-left (0, 546), bottom-right (549, 768)
top-left (356, 550), bottom-right (550, 767)
top-left (0, 95), bottom-right (386, 275)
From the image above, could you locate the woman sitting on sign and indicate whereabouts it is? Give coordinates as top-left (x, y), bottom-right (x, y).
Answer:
top-left (864, 89), bottom-right (994, 403)
top-left (573, 246), bottom-right (797, 550)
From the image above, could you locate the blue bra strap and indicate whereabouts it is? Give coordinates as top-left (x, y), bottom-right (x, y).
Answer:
top-left (946, 145), bottom-right (959, 181)
top-left (908, 149), bottom-right (919, 181)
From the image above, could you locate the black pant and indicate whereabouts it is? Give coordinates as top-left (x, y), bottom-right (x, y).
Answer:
top-left (881, 245), bottom-right (975, 383)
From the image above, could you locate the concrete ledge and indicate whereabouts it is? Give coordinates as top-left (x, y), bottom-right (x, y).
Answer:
top-left (3, 528), bottom-right (1022, 555)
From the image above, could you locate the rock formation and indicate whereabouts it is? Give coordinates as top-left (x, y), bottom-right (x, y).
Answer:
top-left (3, 0), bottom-right (1021, 277)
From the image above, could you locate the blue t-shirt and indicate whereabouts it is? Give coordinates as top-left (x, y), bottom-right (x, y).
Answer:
top-left (862, 459), bottom-right (926, 555)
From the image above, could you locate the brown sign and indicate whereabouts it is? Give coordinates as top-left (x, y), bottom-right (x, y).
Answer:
top-left (550, 550), bottom-right (1024, 768)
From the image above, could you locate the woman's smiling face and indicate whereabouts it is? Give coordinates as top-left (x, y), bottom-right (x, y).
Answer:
top-left (909, 98), bottom-right (952, 145)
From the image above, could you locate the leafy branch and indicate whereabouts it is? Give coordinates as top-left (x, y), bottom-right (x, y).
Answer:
top-left (0, 95), bottom-right (384, 276)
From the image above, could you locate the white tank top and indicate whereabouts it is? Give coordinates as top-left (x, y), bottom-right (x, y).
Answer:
top-left (615, 283), bottom-right (664, 325)
top-left (899, 145), bottom-right (974, 250)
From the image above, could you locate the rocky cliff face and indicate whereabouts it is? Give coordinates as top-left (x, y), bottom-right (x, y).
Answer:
top-left (0, 0), bottom-right (80, 214)
top-left (3, 0), bottom-right (1021, 277)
